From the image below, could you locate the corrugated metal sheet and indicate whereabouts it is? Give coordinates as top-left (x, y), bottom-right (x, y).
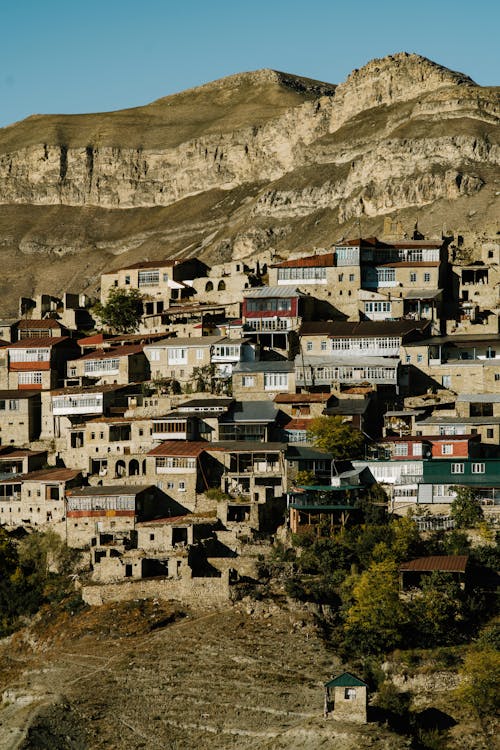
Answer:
top-left (243, 286), bottom-right (302, 298)
top-left (399, 555), bottom-right (468, 573)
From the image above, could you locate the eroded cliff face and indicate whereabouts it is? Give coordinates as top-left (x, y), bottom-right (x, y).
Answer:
top-left (0, 52), bottom-right (498, 310)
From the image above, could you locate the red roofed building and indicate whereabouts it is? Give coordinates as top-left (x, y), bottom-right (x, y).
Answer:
top-left (399, 555), bottom-right (469, 591)
top-left (0, 467), bottom-right (82, 528)
top-left (146, 441), bottom-right (224, 509)
top-left (6, 337), bottom-right (81, 390)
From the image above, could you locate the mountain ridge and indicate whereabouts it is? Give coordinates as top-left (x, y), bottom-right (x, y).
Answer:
top-left (0, 52), bottom-right (497, 313)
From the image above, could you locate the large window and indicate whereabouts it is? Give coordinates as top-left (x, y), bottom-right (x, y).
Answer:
top-left (246, 298), bottom-right (292, 313)
top-left (471, 462), bottom-right (485, 474)
top-left (84, 358), bottom-right (120, 374)
top-left (155, 456), bottom-right (196, 470)
top-left (167, 348), bottom-right (187, 365)
top-left (18, 371), bottom-right (42, 385)
top-left (277, 267), bottom-right (327, 282)
top-left (264, 373), bottom-right (289, 390)
top-left (137, 270), bottom-right (159, 287)
top-left (451, 463), bottom-right (464, 474)
top-left (10, 348), bottom-right (50, 362)
top-left (364, 301), bottom-right (391, 314)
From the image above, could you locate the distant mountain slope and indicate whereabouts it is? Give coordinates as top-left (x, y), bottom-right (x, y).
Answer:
top-left (0, 52), bottom-right (498, 313)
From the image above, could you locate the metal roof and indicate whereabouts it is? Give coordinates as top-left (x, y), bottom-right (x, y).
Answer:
top-left (221, 400), bottom-right (278, 423)
top-left (399, 555), bottom-right (468, 573)
top-left (324, 672), bottom-right (368, 689)
top-left (300, 320), bottom-right (431, 337)
top-left (68, 485), bottom-right (154, 497)
top-left (234, 361), bottom-right (294, 373)
top-left (403, 289), bottom-right (442, 300)
top-left (148, 441), bottom-right (214, 457)
top-left (243, 286), bottom-right (304, 298)
top-left (295, 354), bottom-right (398, 367)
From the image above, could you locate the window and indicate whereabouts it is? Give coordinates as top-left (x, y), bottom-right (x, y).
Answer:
top-left (412, 443), bottom-right (423, 456)
top-left (18, 371), bottom-right (42, 385)
top-left (196, 348), bottom-right (204, 360)
top-left (394, 443), bottom-right (409, 456)
top-left (417, 354), bottom-right (423, 363)
top-left (487, 429), bottom-right (494, 439)
top-left (84, 358), bottom-right (119, 374)
top-left (178, 481), bottom-right (186, 491)
top-left (241, 376), bottom-right (255, 387)
top-left (442, 375), bottom-right (451, 389)
top-left (125, 275), bottom-right (130, 285)
top-left (345, 688), bottom-right (356, 700)
top-left (470, 402), bottom-right (493, 417)
top-left (406, 355), bottom-right (411, 364)
top-left (471, 462), bottom-right (485, 474)
top-left (495, 374), bottom-right (500, 381)
top-left (364, 301), bottom-right (391, 314)
top-left (349, 274), bottom-right (355, 282)
top-left (306, 341), bottom-right (313, 352)
top-left (441, 444), bottom-right (453, 455)
top-left (149, 349), bottom-right (160, 361)
top-left (264, 373), bottom-right (289, 390)
top-left (137, 269), bottom-right (159, 287)
top-left (205, 281), bottom-right (214, 292)
top-left (338, 273), bottom-right (344, 282)
top-left (320, 341), bottom-right (327, 351)
top-left (424, 272), bottom-right (431, 283)
top-left (167, 348), bottom-right (187, 364)
top-left (376, 268), bottom-right (396, 283)
top-left (410, 272), bottom-right (417, 283)
top-left (451, 463), bottom-right (464, 474)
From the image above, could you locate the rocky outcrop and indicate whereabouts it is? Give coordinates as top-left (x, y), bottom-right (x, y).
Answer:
top-left (0, 53), bottom-right (498, 310)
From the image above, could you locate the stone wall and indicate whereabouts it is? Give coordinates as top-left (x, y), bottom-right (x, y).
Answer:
top-left (81, 569), bottom-right (230, 607)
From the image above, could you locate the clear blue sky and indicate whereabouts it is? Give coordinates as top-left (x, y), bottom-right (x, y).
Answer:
top-left (1, 0), bottom-right (498, 128)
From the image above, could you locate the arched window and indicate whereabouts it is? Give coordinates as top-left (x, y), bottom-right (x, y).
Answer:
top-left (205, 281), bottom-right (214, 292)
top-left (115, 460), bottom-right (126, 478)
top-left (218, 280), bottom-right (226, 291)
top-left (129, 459), bottom-right (140, 476)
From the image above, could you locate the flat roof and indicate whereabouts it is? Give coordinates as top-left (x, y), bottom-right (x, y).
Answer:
top-left (211, 441), bottom-right (286, 452)
top-left (234, 361), bottom-right (295, 373)
top-left (405, 333), bottom-right (500, 347)
top-left (0, 390), bottom-right (41, 399)
top-left (300, 320), bottom-right (431, 337)
top-left (274, 393), bottom-right (332, 404)
top-left (148, 441), bottom-right (214, 457)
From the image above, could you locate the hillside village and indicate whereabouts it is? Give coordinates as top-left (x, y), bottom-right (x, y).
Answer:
top-left (0, 221), bottom-right (499, 607)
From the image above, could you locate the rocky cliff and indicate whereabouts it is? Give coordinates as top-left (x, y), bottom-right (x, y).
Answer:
top-left (0, 52), bottom-right (498, 311)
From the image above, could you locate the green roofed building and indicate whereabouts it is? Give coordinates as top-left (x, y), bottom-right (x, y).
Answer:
top-left (324, 672), bottom-right (368, 723)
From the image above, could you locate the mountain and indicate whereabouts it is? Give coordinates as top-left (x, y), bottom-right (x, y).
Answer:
top-left (0, 52), bottom-right (498, 313)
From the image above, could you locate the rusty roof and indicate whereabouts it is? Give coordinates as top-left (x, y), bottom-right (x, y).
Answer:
top-left (271, 252), bottom-right (336, 269)
top-left (399, 555), bottom-right (469, 573)
top-left (17, 319), bottom-right (64, 329)
top-left (7, 336), bottom-right (72, 349)
top-left (108, 258), bottom-right (187, 272)
top-left (0, 468), bottom-right (82, 484)
top-left (50, 383), bottom-right (135, 396)
top-left (284, 418), bottom-right (313, 430)
top-left (74, 345), bottom-right (144, 361)
top-left (147, 441), bottom-right (215, 457)
top-left (299, 320), bottom-right (431, 337)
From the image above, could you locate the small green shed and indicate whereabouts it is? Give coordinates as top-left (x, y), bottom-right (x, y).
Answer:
top-left (324, 671), bottom-right (368, 723)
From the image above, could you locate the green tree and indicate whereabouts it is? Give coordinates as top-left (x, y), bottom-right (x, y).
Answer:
top-left (94, 287), bottom-right (144, 333)
top-left (307, 416), bottom-right (364, 459)
top-left (450, 486), bottom-right (484, 528)
top-left (342, 559), bottom-right (407, 655)
top-left (408, 572), bottom-right (464, 647)
top-left (456, 647), bottom-right (500, 727)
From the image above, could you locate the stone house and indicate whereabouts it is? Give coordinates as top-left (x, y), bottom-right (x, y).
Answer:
top-left (100, 257), bottom-right (209, 309)
top-left (5, 336), bottom-right (81, 391)
top-left (414, 394), bottom-right (500, 448)
top-left (0, 447), bottom-right (47, 476)
top-left (60, 415), bottom-right (157, 481)
top-left (402, 333), bottom-right (500, 394)
top-left (65, 484), bottom-right (173, 548)
top-left (218, 400), bottom-right (279, 442)
top-left (0, 390), bottom-right (41, 445)
top-left (295, 354), bottom-right (400, 393)
top-left (41, 384), bottom-right (141, 440)
top-left (146, 441), bottom-right (223, 509)
top-left (144, 335), bottom-right (255, 386)
top-left (66, 345), bottom-right (149, 386)
top-left (217, 441), bottom-right (287, 532)
top-left (0, 467), bottom-right (82, 529)
top-left (15, 319), bottom-right (71, 340)
top-left (232, 361), bottom-right (295, 400)
top-left (369, 433), bottom-right (481, 461)
top-left (268, 251), bottom-right (360, 320)
top-left (324, 672), bottom-right (368, 723)
top-left (274, 392), bottom-right (333, 419)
